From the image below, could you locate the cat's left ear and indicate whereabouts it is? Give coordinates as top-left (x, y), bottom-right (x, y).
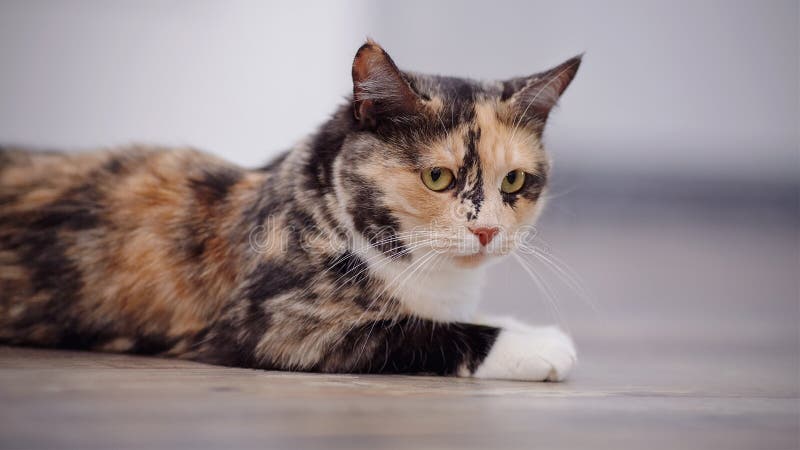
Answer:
top-left (352, 40), bottom-right (423, 128)
top-left (503, 55), bottom-right (582, 134)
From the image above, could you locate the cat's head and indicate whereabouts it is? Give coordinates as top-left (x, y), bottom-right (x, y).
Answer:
top-left (333, 41), bottom-right (580, 269)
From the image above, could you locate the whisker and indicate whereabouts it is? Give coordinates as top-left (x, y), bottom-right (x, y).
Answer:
top-left (512, 253), bottom-right (567, 329)
top-left (524, 248), bottom-right (599, 313)
top-left (323, 239), bottom-right (439, 293)
top-left (292, 230), bottom-right (448, 301)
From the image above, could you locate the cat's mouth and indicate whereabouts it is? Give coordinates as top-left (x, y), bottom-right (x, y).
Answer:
top-left (447, 244), bottom-right (512, 268)
top-left (452, 252), bottom-right (488, 268)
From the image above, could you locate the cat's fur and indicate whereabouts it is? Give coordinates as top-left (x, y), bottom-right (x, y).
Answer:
top-left (0, 42), bottom-right (581, 381)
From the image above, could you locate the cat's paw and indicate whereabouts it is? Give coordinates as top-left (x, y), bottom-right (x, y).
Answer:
top-left (472, 325), bottom-right (576, 382)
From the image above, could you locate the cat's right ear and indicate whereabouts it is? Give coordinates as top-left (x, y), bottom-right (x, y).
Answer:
top-left (352, 40), bottom-right (422, 128)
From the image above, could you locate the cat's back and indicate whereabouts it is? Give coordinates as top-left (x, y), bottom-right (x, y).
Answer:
top-left (0, 146), bottom-right (264, 353)
top-left (1, 146), bottom-right (217, 210)
top-left (0, 146), bottom-right (258, 238)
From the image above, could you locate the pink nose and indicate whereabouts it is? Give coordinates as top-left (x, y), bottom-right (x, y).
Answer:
top-left (469, 227), bottom-right (499, 246)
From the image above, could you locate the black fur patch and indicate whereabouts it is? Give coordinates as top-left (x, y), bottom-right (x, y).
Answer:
top-left (286, 207), bottom-right (321, 235)
top-left (325, 319), bottom-right (499, 375)
top-left (500, 77), bottom-right (529, 102)
top-left (352, 293), bottom-right (384, 311)
top-left (345, 172), bottom-right (407, 258)
top-left (455, 128), bottom-right (484, 221)
top-left (4, 226), bottom-right (89, 347)
top-left (36, 183), bottom-right (103, 231)
top-left (244, 260), bottom-right (312, 302)
top-left (104, 157), bottom-right (124, 174)
top-left (102, 152), bottom-right (149, 177)
top-left (130, 334), bottom-right (181, 355)
top-left (180, 166), bottom-right (243, 259)
top-left (190, 167), bottom-right (242, 205)
top-left (325, 251), bottom-right (369, 288)
top-left (0, 178), bottom-right (104, 233)
top-left (55, 328), bottom-right (116, 351)
top-left (304, 106), bottom-right (357, 193)
top-left (429, 75), bottom-right (479, 127)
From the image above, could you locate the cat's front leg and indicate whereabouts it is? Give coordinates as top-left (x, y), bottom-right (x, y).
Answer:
top-left (337, 317), bottom-right (576, 381)
top-left (471, 320), bottom-right (576, 382)
top-left (467, 315), bottom-right (577, 381)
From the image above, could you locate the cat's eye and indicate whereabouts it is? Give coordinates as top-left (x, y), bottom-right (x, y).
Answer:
top-left (421, 167), bottom-right (454, 191)
top-left (501, 169), bottom-right (526, 194)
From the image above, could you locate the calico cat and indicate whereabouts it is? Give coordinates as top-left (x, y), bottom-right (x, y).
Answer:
top-left (0, 41), bottom-right (581, 381)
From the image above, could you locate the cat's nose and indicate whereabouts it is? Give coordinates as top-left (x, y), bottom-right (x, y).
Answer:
top-left (469, 227), bottom-right (499, 246)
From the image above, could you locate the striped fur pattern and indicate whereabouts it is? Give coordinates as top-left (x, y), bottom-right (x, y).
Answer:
top-left (0, 42), bottom-right (581, 380)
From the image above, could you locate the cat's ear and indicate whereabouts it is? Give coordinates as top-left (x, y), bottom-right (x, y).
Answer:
top-left (352, 40), bottom-right (422, 127)
top-left (503, 55), bottom-right (582, 134)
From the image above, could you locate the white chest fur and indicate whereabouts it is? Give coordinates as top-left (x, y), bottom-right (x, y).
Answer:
top-left (351, 233), bottom-right (486, 322)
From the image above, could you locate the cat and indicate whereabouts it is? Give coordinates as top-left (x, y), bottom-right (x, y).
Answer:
top-left (0, 41), bottom-right (581, 381)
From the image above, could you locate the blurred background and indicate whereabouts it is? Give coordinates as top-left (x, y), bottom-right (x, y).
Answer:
top-left (0, 0), bottom-right (797, 396)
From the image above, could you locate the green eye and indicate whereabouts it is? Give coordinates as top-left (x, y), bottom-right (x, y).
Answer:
top-left (501, 169), bottom-right (526, 194)
top-left (421, 167), bottom-right (454, 191)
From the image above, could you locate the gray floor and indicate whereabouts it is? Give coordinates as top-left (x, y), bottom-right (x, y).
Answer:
top-left (1, 203), bottom-right (798, 449)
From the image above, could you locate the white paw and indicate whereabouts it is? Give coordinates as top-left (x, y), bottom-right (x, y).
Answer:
top-left (472, 325), bottom-right (576, 382)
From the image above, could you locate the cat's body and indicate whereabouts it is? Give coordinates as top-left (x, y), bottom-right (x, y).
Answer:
top-left (0, 42), bottom-right (580, 380)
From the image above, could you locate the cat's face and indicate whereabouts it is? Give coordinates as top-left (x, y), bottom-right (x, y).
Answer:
top-left (336, 42), bottom-right (580, 269)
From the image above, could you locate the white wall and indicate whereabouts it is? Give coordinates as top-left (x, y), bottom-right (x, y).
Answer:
top-left (0, 1), bottom-right (797, 181)
top-left (0, 1), bottom-right (368, 167)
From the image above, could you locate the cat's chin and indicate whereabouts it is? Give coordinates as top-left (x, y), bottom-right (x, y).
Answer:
top-left (451, 253), bottom-right (488, 268)
top-left (450, 250), bottom-right (508, 269)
